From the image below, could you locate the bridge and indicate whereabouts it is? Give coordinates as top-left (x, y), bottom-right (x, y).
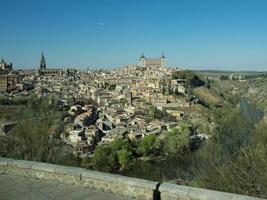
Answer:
top-left (0, 157), bottom-right (262, 200)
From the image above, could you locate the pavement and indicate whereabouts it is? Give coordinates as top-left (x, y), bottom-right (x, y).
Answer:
top-left (0, 174), bottom-right (131, 200)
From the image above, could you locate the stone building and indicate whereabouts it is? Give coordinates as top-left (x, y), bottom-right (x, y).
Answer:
top-left (0, 72), bottom-right (19, 92)
top-left (0, 59), bottom-right (12, 71)
top-left (0, 73), bottom-right (7, 91)
top-left (37, 52), bottom-right (63, 76)
top-left (0, 58), bottom-right (19, 92)
top-left (139, 53), bottom-right (166, 68)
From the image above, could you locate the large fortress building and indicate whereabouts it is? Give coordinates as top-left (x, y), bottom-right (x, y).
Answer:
top-left (139, 53), bottom-right (166, 68)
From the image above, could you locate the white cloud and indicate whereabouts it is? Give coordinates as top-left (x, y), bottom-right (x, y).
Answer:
top-left (97, 22), bottom-right (105, 26)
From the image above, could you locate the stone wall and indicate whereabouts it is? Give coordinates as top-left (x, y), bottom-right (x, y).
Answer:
top-left (159, 183), bottom-right (263, 200)
top-left (0, 157), bottom-right (264, 200)
top-left (0, 157), bottom-right (158, 200)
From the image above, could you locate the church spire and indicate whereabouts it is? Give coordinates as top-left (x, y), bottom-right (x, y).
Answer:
top-left (161, 53), bottom-right (165, 58)
top-left (40, 52), bottom-right (46, 70)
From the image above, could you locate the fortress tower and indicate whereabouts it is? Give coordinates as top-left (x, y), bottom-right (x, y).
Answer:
top-left (161, 53), bottom-right (166, 67)
top-left (139, 53), bottom-right (146, 67)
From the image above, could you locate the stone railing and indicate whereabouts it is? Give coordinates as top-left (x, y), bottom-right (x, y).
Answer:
top-left (159, 183), bottom-right (263, 200)
top-left (0, 157), bottom-right (264, 200)
top-left (0, 157), bottom-right (158, 200)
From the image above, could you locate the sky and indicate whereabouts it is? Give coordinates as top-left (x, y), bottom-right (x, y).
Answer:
top-left (0, 0), bottom-right (267, 70)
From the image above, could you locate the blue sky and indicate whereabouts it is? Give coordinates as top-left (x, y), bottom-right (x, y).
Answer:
top-left (0, 0), bottom-right (267, 70)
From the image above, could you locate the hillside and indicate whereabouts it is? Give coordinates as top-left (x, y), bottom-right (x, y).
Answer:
top-left (193, 86), bottom-right (224, 107)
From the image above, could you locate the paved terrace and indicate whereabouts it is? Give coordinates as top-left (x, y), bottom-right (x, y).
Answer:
top-left (0, 174), bottom-right (129, 200)
top-left (0, 158), bottom-right (264, 200)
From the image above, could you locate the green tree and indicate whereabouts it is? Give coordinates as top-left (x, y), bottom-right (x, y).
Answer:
top-left (137, 134), bottom-right (161, 156)
top-left (162, 126), bottom-right (190, 154)
top-left (172, 70), bottom-right (205, 87)
top-left (193, 107), bottom-right (267, 198)
top-left (148, 105), bottom-right (163, 119)
top-left (110, 139), bottom-right (129, 151)
top-left (148, 105), bottom-right (157, 118)
top-left (0, 96), bottom-right (73, 165)
top-left (117, 149), bottom-right (131, 169)
top-left (92, 139), bottom-right (133, 171)
top-left (92, 145), bottom-right (118, 172)
top-left (80, 158), bottom-right (92, 169)
top-left (219, 75), bottom-right (229, 80)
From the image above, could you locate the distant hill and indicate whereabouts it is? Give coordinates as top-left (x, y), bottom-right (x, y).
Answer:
top-left (194, 70), bottom-right (267, 74)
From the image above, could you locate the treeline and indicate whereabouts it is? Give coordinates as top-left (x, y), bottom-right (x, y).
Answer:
top-left (0, 95), bottom-right (195, 173)
top-left (172, 70), bottom-right (205, 87)
top-left (244, 73), bottom-right (267, 79)
top-left (91, 124), bottom-right (192, 172)
top-left (192, 106), bottom-right (267, 198)
top-left (0, 96), bottom-right (34, 106)
top-left (0, 96), bottom-right (78, 165)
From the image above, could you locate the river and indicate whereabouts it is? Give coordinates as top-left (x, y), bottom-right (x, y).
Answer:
top-left (119, 154), bottom-right (195, 182)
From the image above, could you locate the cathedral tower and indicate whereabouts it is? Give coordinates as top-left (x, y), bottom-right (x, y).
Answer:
top-left (40, 52), bottom-right (46, 70)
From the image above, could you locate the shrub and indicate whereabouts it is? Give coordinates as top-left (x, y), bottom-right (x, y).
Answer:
top-left (193, 107), bottom-right (267, 198)
top-left (162, 126), bottom-right (190, 154)
top-left (137, 134), bottom-right (161, 156)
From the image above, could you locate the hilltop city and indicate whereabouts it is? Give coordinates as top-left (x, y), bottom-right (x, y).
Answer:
top-left (1, 53), bottom-right (188, 155)
top-left (2, 0), bottom-right (267, 199)
top-left (1, 52), bottom-right (267, 199)
top-left (0, 53), bottom-right (265, 159)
